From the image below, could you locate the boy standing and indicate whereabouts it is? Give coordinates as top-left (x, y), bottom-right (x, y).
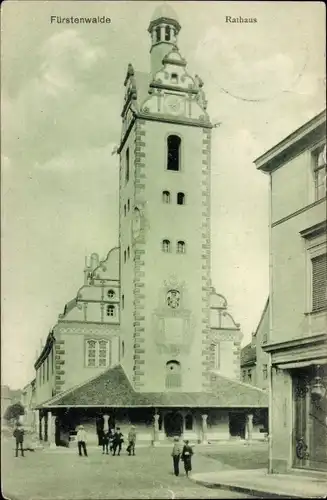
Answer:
top-left (76, 425), bottom-right (88, 457)
top-left (112, 427), bottom-right (124, 456)
top-left (126, 425), bottom-right (136, 456)
top-left (13, 422), bottom-right (25, 458)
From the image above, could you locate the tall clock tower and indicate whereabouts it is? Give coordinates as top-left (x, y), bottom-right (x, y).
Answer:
top-left (118, 4), bottom-right (213, 393)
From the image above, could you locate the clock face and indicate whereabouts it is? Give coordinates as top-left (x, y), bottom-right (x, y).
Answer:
top-left (165, 95), bottom-right (183, 116)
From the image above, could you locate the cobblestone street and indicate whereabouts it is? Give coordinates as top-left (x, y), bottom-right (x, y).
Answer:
top-left (2, 442), bottom-right (267, 499)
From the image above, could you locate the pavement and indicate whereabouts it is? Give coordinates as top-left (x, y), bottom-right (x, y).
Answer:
top-left (190, 468), bottom-right (327, 499)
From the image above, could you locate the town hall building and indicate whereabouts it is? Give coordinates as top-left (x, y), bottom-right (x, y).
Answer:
top-left (34, 4), bottom-right (267, 447)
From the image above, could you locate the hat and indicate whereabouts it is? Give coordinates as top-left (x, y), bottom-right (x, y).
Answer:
top-left (174, 436), bottom-right (180, 442)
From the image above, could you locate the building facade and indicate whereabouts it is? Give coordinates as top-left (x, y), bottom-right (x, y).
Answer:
top-left (255, 110), bottom-right (327, 473)
top-left (35, 4), bottom-right (268, 447)
top-left (241, 298), bottom-right (269, 390)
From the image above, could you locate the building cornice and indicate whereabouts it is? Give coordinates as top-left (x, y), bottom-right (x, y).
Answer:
top-left (136, 112), bottom-right (212, 129)
top-left (34, 332), bottom-right (55, 370)
top-left (254, 110), bottom-right (326, 173)
top-left (262, 333), bottom-right (327, 353)
top-left (300, 220), bottom-right (327, 239)
top-left (271, 198), bottom-right (326, 228)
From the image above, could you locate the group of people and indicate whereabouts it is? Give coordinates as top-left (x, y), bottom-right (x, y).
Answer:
top-left (76, 425), bottom-right (137, 457)
top-left (171, 437), bottom-right (194, 477)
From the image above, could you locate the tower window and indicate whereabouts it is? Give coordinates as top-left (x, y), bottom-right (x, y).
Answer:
top-left (124, 204), bottom-right (127, 216)
top-left (155, 26), bottom-right (161, 42)
top-left (162, 239), bottom-right (171, 253)
top-left (127, 199), bottom-right (130, 211)
top-left (177, 192), bottom-right (185, 205)
top-left (165, 360), bottom-right (181, 389)
top-left (162, 191), bottom-right (171, 203)
top-left (165, 26), bottom-right (171, 41)
top-left (122, 341), bottom-right (125, 358)
top-left (122, 294), bottom-right (125, 309)
top-left (86, 339), bottom-right (110, 368)
top-left (125, 148), bottom-right (130, 184)
top-left (106, 305), bottom-right (115, 317)
top-left (124, 250), bottom-right (127, 262)
top-left (171, 73), bottom-right (178, 84)
top-left (177, 241), bottom-right (185, 254)
top-left (127, 246), bottom-right (130, 259)
top-left (167, 135), bottom-right (181, 171)
top-left (107, 289), bottom-right (115, 299)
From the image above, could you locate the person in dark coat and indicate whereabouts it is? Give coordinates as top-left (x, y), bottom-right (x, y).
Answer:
top-left (181, 440), bottom-right (194, 477)
top-left (171, 436), bottom-right (182, 476)
top-left (112, 427), bottom-right (124, 456)
top-left (13, 422), bottom-right (25, 457)
top-left (102, 430), bottom-right (110, 454)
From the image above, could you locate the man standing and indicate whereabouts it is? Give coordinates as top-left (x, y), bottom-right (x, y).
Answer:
top-left (76, 425), bottom-right (88, 457)
top-left (13, 422), bottom-right (25, 458)
top-left (171, 436), bottom-right (182, 476)
top-left (126, 425), bottom-right (136, 456)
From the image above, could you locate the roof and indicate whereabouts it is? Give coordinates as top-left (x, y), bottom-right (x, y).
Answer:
top-left (39, 364), bottom-right (268, 409)
top-left (254, 109), bottom-right (326, 173)
top-left (151, 3), bottom-right (179, 22)
top-left (241, 343), bottom-right (256, 367)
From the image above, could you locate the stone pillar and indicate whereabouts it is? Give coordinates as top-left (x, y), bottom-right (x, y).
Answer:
top-left (160, 25), bottom-right (165, 42)
top-left (170, 26), bottom-right (175, 43)
top-left (201, 414), bottom-right (208, 444)
top-left (246, 414), bottom-right (254, 442)
top-left (39, 413), bottom-right (43, 441)
top-left (47, 412), bottom-right (57, 448)
top-left (153, 411), bottom-right (160, 446)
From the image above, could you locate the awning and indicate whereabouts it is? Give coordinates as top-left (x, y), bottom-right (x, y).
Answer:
top-left (276, 358), bottom-right (327, 370)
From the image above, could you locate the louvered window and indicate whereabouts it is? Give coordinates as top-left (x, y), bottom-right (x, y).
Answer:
top-left (312, 254), bottom-right (327, 311)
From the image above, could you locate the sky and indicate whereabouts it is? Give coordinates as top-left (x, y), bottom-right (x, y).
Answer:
top-left (1, 1), bottom-right (326, 389)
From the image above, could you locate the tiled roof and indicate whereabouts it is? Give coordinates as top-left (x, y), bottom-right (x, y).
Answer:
top-left (241, 343), bottom-right (256, 366)
top-left (39, 365), bottom-right (268, 409)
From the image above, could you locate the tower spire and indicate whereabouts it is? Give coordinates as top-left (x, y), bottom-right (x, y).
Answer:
top-left (148, 3), bottom-right (181, 75)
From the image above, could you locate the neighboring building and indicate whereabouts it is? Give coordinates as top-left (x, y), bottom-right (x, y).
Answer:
top-left (255, 110), bottom-right (327, 473)
top-left (35, 4), bottom-right (267, 447)
top-left (241, 298), bottom-right (269, 391)
top-left (21, 379), bottom-right (37, 429)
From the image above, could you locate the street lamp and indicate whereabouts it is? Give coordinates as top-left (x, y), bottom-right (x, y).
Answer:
top-left (310, 365), bottom-right (327, 401)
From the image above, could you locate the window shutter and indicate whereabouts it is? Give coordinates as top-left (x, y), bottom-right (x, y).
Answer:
top-left (312, 254), bottom-right (327, 311)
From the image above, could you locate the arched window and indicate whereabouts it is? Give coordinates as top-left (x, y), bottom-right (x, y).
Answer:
top-left (165, 25), bottom-right (170, 41)
top-left (107, 289), bottom-right (115, 299)
top-left (127, 246), bottom-right (130, 259)
top-left (162, 239), bottom-right (171, 253)
top-left (106, 304), bottom-right (115, 317)
top-left (185, 414), bottom-right (193, 430)
top-left (155, 26), bottom-right (161, 42)
top-left (166, 360), bottom-right (181, 388)
top-left (167, 135), bottom-right (181, 171)
top-left (124, 204), bottom-right (127, 216)
top-left (122, 294), bottom-right (125, 309)
top-left (86, 340), bottom-right (97, 367)
top-left (171, 73), bottom-right (178, 84)
top-left (125, 148), bottom-right (130, 184)
top-left (127, 199), bottom-right (130, 211)
top-left (177, 241), bottom-right (185, 254)
top-left (122, 341), bottom-right (125, 357)
top-left (124, 250), bottom-right (127, 262)
top-left (177, 192), bottom-right (185, 205)
top-left (162, 191), bottom-right (170, 203)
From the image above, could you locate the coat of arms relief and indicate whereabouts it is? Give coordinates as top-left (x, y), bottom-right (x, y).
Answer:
top-left (152, 275), bottom-right (194, 355)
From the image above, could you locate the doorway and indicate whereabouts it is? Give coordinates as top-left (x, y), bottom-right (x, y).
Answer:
top-left (229, 412), bottom-right (246, 439)
top-left (164, 412), bottom-right (183, 437)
